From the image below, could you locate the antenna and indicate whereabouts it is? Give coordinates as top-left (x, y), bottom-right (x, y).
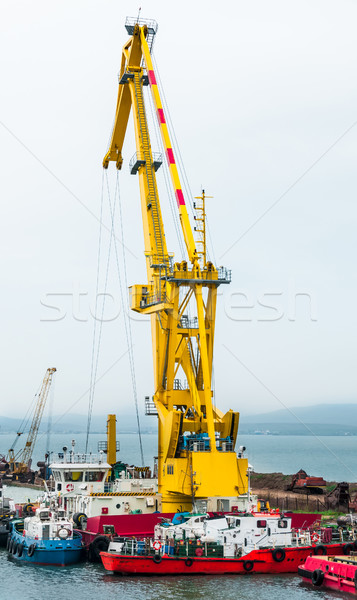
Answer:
top-left (136, 6), bottom-right (141, 22)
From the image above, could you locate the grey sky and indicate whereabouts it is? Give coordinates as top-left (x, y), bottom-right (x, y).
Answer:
top-left (0, 0), bottom-right (356, 426)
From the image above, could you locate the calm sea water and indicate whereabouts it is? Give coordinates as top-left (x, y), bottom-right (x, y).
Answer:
top-left (0, 549), bottom-right (344, 600)
top-left (1, 432), bottom-right (356, 485)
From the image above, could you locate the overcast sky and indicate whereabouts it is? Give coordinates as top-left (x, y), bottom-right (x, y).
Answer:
top-left (0, 0), bottom-right (356, 429)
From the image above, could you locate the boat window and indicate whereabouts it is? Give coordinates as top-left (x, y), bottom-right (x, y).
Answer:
top-left (63, 470), bottom-right (83, 482)
top-left (257, 520), bottom-right (267, 528)
top-left (278, 520), bottom-right (288, 529)
top-left (85, 471), bottom-right (105, 482)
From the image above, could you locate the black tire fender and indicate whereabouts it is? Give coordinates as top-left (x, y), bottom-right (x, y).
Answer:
top-left (343, 543), bottom-right (354, 555)
top-left (153, 554), bottom-right (162, 564)
top-left (311, 569), bottom-right (324, 586)
top-left (73, 512), bottom-right (87, 529)
top-left (12, 542), bottom-right (18, 555)
top-left (17, 543), bottom-right (24, 557)
top-left (185, 558), bottom-right (194, 567)
top-left (272, 548), bottom-right (286, 562)
top-left (89, 535), bottom-right (110, 562)
top-left (313, 544), bottom-right (327, 556)
top-left (243, 560), bottom-right (254, 572)
top-left (27, 543), bottom-right (36, 557)
top-left (6, 536), bottom-right (11, 551)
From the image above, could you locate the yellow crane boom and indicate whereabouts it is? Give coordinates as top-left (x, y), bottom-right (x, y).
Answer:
top-left (103, 18), bottom-right (248, 511)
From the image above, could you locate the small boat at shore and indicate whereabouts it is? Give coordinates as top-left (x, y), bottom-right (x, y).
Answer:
top-left (7, 506), bottom-right (83, 566)
top-left (100, 511), bottom-right (357, 576)
top-left (298, 554), bottom-right (357, 594)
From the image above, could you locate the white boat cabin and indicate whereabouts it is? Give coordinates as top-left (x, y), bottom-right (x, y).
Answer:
top-left (24, 507), bottom-right (74, 541)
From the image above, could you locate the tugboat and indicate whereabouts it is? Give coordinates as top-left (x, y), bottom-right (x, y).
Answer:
top-left (100, 511), bottom-right (357, 576)
top-left (298, 554), bottom-right (357, 594)
top-left (7, 506), bottom-right (83, 566)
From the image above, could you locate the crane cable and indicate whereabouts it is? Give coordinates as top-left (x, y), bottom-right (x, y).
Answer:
top-left (107, 170), bottom-right (145, 466)
top-left (86, 171), bottom-right (105, 453)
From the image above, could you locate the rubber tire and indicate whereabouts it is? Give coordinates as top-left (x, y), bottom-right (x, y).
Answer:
top-left (6, 536), bottom-right (11, 551)
top-left (27, 544), bottom-right (36, 557)
top-left (311, 569), bottom-right (324, 586)
top-left (73, 512), bottom-right (87, 529)
top-left (153, 554), bottom-right (162, 564)
top-left (313, 544), bottom-right (327, 556)
top-left (23, 504), bottom-right (34, 517)
top-left (185, 558), bottom-right (194, 567)
top-left (272, 548), bottom-right (286, 563)
top-left (343, 543), bottom-right (354, 555)
top-left (8, 538), bottom-right (13, 553)
top-left (89, 536), bottom-right (110, 562)
top-left (243, 560), bottom-right (254, 572)
top-left (12, 542), bottom-right (18, 555)
top-left (17, 543), bottom-right (23, 557)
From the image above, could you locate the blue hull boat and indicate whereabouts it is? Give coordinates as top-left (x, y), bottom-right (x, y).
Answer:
top-left (7, 511), bottom-right (83, 566)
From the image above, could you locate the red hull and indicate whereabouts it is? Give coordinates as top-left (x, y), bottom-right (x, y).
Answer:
top-left (299, 556), bottom-right (357, 594)
top-left (100, 543), bottom-right (347, 576)
top-left (78, 513), bottom-right (174, 546)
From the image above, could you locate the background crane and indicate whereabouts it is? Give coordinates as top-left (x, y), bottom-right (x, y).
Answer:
top-left (8, 367), bottom-right (56, 479)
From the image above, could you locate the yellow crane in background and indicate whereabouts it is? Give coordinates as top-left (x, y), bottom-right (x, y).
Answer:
top-left (8, 368), bottom-right (56, 478)
top-left (103, 18), bottom-right (248, 512)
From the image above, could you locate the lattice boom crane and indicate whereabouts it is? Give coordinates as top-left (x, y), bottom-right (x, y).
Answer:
top-left (103, 18), bottom-right (248, 511)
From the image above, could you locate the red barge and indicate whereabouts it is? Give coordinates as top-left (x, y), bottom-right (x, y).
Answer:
top-left (299, 554), bottom-right (357, 593)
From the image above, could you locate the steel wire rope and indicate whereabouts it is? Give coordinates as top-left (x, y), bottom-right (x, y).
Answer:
top-left (144, 85), bottom-right (186, 259)
top-left (9, 384), bottom-right (42, 453)
top-left (115, 172), bottom-right (145, 466)
top-left (88, 175), bottom-right (120, 447)
top-left (86, 171), bottom-right (105, 453)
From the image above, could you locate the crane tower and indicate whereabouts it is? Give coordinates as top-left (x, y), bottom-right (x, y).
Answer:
top-left (103, 18), bottom-right (248, 511)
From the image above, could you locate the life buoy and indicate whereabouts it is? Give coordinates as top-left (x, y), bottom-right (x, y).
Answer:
top-left (311, 569), bottom-right (324, 586)
top-left (153, 554), bottom-right (162, 564)
top-left (195, 547), bottom-right (204, 557)
top-left (343, 543), bottom-right (354, 555)
top-left (243, 560), bottom-right (254, 572)
top-left (272, 548), bottom-right (286, 563)
top-left (27, 543), bottom-right (36, 557)
top-left (57, 527), bottom-right (70, 540)
top-left (66, 483), bottom-right (74, 492)
top-left (153, 540), bottom-right (162, 551)
top-left (311, 533), bottom-right (319, 543)
top-left (185, 558), bottom-right (194, 567)
top-left (313, 544), bottom-right (327, 556)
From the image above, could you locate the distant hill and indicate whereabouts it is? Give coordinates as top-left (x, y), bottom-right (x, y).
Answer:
top-left (242, 403), bottom-right (357, 427)
top-left (1, 403), bottom-right (356, 436)
top-left (0, 413), bottom-right (143, 434)
top-left (239, 403), bottom-right (357, 436)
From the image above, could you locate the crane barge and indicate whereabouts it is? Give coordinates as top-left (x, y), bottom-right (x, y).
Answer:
top-left (103, 17), bottom-right (248, 513)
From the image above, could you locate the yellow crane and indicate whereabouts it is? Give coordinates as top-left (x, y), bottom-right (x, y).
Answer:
top-left (103, 18), bottom-right (248, 512)
top-left (8, 368), bottom-right (56, 477)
